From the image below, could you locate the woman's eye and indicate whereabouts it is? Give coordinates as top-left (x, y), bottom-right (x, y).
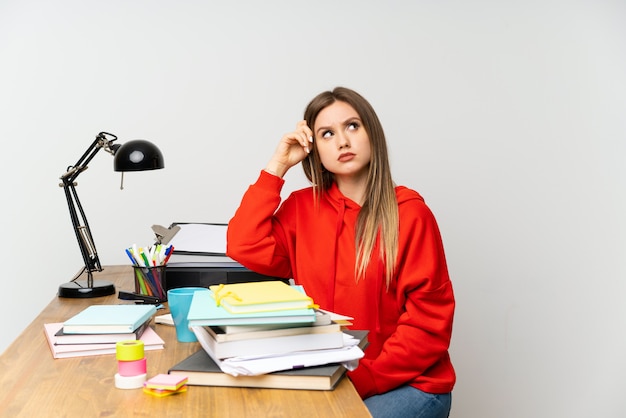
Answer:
top-left (322, 130), bottom-right (333, 139)
top-left (348, 122), bottom-right (359, 130)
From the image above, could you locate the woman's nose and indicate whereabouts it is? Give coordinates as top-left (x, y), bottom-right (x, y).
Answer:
top-left (337, 132), bottom-right (350, 149)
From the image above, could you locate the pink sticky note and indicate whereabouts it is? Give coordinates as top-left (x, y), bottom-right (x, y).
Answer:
top-left (144, 374), bottom-right (188, 390)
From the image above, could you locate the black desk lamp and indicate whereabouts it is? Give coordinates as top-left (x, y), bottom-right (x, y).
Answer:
top-left (58, 132), bottom-right (165, 298)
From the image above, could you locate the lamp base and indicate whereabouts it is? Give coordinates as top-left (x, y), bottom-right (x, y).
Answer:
top-left (58, 280), bottom-right (116, 298)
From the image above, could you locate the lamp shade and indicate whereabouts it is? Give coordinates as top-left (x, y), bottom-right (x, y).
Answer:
top-left (113, 139), bottom-right (164, 172)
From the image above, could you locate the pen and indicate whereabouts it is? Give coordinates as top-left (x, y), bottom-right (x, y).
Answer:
top-left (154, 244), bottom-right (162, 265)
top-left (139, 248), bottom-right (151, 268)
top-left (132, 244), bottom-right (142, 266)
top-left (162, 245), bottom-right (174, 265)
top-left (158, 245), bottom-right (166, 264)
top-left (134, 267), bottom-right (151, 295)
top-left (125, 248), bottom-right (138, 266)
top-left (129, 248), bottom-right (143, 266)
top-left (149, 245), bottom-right (157, 266)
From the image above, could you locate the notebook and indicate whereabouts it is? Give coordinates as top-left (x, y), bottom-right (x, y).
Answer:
top-left (187, 289), bottom-right (316, 327)
top-left (209, 281), bottom-right (314, 314)
top-left (44, 323), bottom-right (164, 359)
top-left (62, 304), bottom-right (157, 334)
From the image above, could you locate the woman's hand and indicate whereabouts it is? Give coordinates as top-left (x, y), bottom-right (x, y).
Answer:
top-left (265, 120), bottom-right (313, 178)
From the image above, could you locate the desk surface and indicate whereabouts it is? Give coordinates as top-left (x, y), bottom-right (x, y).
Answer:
top-left (0, 265), bottom-right (370, 417)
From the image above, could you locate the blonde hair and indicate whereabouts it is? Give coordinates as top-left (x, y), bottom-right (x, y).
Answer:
top-left (302, 87), bottom-right (399, 288)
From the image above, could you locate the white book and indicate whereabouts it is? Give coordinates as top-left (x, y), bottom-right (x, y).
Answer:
top-left (207, 321), bottom-right (341, 343)
top-left (193, 324), bottom-right (344, 360)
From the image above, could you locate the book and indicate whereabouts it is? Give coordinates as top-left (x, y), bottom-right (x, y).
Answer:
top-left (209, 281), bottom-right (314, 314)
top-left (212, 312), bottom-right (337, 342)
top-left (44, 323), bottom-right (165, 359)
top-left (168, 330), bottom-right (369, 391)
top-left (63, 304), bottom-right (157, 334)
top-left (169, 349), bottom-right (346, 391)
top-left (197, 325), bottom-right (344, 359)
top-left (317, 308), bottom-right (354, 327)
top-left (53, 317), bottom-right (151, 345)
top-left (155, 313), bottom-right (174, 326)
top-left (187, 289), bottom-right (316, 327)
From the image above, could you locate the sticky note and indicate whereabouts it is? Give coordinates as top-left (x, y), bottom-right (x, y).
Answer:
top-left (144, 374), bottom-right (188, 391)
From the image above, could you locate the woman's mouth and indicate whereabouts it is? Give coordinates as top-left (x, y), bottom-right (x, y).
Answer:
top-left (338, 152), bottom-right (356, 162)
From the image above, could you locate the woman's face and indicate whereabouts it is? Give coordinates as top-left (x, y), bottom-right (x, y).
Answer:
top-left (313, 101), bottom-right (371, 181)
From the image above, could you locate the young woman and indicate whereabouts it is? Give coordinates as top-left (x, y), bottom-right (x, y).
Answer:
top-left (227, 87), bottom-right (455, 418)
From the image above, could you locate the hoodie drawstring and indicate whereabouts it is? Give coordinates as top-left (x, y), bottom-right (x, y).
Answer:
top-left (327, 198), bottom-right (346, 312)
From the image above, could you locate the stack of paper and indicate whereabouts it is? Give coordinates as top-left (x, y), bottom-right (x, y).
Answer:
top-left (172, 284), bottom-right (366, 389)
top-left (169, 330), bottom-right (368, 391)
top-left (193, 325), bottom-right (365, 376)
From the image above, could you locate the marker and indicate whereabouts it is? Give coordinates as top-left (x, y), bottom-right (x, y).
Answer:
top-left (132, 244), bottom-right (141, 266)
top-left (158, 245), bottom-right (167, 265)
top-left (129, 247), bottom-right (143, 266)
top-left (140, 249), bottom-right (151, 268)
top-left (151, 247), bottom-right (157, 267)
top-left (125, 248), bottom-right (138, 266)
top-left (154, 244), bottom-right (162, 265)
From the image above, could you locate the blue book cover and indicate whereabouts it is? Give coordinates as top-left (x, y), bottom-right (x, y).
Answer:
top-left (63, 304), bottom-right (157, 334)
top-left (187, 289), bottom-right (316, 327)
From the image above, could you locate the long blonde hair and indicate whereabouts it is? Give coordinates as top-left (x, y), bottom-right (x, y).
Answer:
top-left (302, 87), bottom-right (399, 288)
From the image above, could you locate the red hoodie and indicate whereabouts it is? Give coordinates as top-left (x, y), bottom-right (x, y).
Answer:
top-left (227, 170), bottom-right (456, 398)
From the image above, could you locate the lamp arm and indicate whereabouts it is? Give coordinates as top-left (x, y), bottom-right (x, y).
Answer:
top-left (59, 132), bottom-right (118, 285)
top-left (61, 132), bottom-right (119, 184)
top-left (61, 181), bottom-right (101, 286)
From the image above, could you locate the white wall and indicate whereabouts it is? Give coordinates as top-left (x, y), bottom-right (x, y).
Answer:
top-left (1, 1), bottom-right (624, 417)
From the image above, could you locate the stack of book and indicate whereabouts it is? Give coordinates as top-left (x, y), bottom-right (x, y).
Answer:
top-left (44, 304), bottom-right (164, 359)
top-left (168, 282), bottom-right (367, 390)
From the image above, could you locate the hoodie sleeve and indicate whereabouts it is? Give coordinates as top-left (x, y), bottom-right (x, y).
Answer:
top-left (226, 170), bottom-right (293, 278)
top-left (348, 195), bottom-right (456, 397)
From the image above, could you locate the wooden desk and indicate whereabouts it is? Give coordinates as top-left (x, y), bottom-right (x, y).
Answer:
top-left (0, 266), bottom-right (370, 417)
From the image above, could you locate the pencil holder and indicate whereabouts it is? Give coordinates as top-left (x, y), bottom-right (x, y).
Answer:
top-left (133, 265), bottom-right (167, 301)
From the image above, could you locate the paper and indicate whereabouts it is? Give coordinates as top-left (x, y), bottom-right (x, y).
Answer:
top-left (168, 223), bottom-right (227, 255)
top-left (192, 326), bottom-right (364, 377)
